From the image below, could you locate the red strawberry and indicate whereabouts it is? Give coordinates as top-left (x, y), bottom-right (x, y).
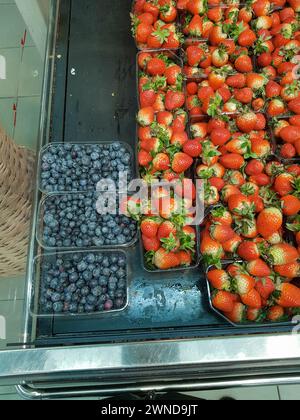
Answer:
top-left (212, 291), bottom-right (235, 313)
top-left (140, 137), bottom-right (161, 154)
top-left (226, 73), bottom-right (246, 88)
top-left (275, 283), bottom-right (300, 308)
top-left (147, 57), bottom-right (166, 76)
top-left (247, 259), bottom-right (272, 277)
top-left (172, 152), bottom-right (193, 173)
top-left (256, 277), bottom-right (276, 300)
top-left (210, 223), bottom-right (235, 244)
top-left (165, 91), bottom-right (185, 111)
top-left (237, 241), bottom-right (260, 261)
top-left (257, 207), bottom-right (283, 238)
top-left (228, 193), bottom-right (253, 216)
top-left (226, 302), bottom-right (246, 323)
top-left (141, 218), bottom-right (161, 238)
top-left (274, 262), bottom-right (300, 279)
top-left (236, 112), bottom-right (257, 133)
top-left (142, 235), bottom-right (161, 252)
top-left (235, 55), bottom-right (253, 73)
top-left (288, 97), bottom-right (300, 114)
top-left (187, 0), bottom-right (206, 15)
top-left (157, 221), bottom-right (177, 241)
top-left (267, 306), bottom-right (285, 322)
top-left (268, 243), bottom-right (299, 265)
top-left (208, 269), bottom-right (231, 291)
top-left (238, 29), bottom-right (257, 47)
top-left (274, 173), bottom-right (294, 196)
top-left (138, 149), bottom-right (153, 167)
top-left (245, 159), bottom-right (264, 176)
top-left (137, 107), bottom-right (155, 126)
top-left (247, 308), bottom-right (263, 322)
top-left (219, 154), bottom-right (245, 170)
top-left (235, 274), bottom-right (256, 295)
top-left (152, 153), bottom-right (170, 171)
top-left (241, 289), bottom-right (262, 309)
top-left (211, 128), bottom-right (231, 146)
top-left (281, 195), bottom-right (300, 216)
top-left (153, 248), bottom-right (180, 270)
top-left (183, 139), bottom-right (202, 158)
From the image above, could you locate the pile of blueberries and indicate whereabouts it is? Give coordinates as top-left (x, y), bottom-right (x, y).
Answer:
top-left (41, 191), bottom-right (137, 248)
top-left (40, 252), bottom-right (127, 314)
top-left (40, 142), bottom-right (133, 193)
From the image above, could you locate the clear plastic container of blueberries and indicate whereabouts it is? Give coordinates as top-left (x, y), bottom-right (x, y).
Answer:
top-left (136, 49), bottom-right (184, 109)
top-left (36, 191), bottom-right (138, 252)
top-left (38, 141), bottom-right (136, 194)
top-left (31, 250), bottom-right (129, 317)
top-left (205, 260), bottom-right (295, 328)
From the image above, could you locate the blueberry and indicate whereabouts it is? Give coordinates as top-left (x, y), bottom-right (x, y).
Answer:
top-left (84, 304), bottom-right (95, 312)
top-left (81, 287), bottom-right (89, 297)
top-left (92, 286), bottom-right (102, 297)
top-left (51, 292), bottom-right (61, 303)
top-left (69, 303), bottom-right (78, 313)
top-left (77, 261), bottom-right (87, 272)
top-left (53, 302), bottom-right (64, 313)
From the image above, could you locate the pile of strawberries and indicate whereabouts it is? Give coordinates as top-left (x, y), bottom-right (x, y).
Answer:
top-left (131, 0), bottom-right (300, 323)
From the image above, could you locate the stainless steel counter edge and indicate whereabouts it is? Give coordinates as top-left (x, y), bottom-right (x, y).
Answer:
top-left (1, 333), bottom-right (300, 383)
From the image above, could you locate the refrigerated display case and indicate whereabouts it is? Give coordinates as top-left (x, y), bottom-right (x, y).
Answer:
top-left (1, 0), bottom-right (300, 399)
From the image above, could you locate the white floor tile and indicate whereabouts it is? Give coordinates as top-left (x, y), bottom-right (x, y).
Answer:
top-left (185, 386), bottom-right (280, 401)
top-left (278, 385), bottom-right (300, 400)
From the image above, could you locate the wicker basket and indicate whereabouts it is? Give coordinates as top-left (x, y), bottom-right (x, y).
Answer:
top-left (0, 125), bottom-right (35, 277)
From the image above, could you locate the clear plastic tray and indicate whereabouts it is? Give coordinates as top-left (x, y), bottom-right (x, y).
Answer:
top-left (131, 0), bottom-right (181, 51)
top-left (136, 49), bottom-right (184, 109)
top-left (141, 226), bottom-right (201, 273)
top-left (37, 191), bottom-right (138, 251)
top-left (31, 249), bottom-right (129, 317)
top-left (38, 141), bottom-right (136, 194)
top-left (205, 260), bottom-right (295, 328)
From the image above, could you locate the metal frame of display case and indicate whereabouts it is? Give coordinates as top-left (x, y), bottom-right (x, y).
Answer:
top-left (0, 0), bottom-right (300, 399)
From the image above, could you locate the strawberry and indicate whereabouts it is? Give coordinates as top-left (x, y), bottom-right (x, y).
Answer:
top-left (265, 80), bottom-right (281, 98)
top-left (140, 137), bottom-right (161, 154)
top-left (256, 277), bottom-right (276, 300)
top-left (211, 128), bottom-right (231, 146)
top-left (238, 29), bottom-right (257, 47)
top-left (274, 173), bottom-right (294, 196)
top-left (247, 308), bottom-right (263, 322)
top-left (186, 45), bottom-right (204, 66)
top-left (274, 262), bottom-right (300, 279)
top-left (152, 153), bottom-right (170, 171)
top-left (153, 248), bottom-right (180, 270)
top-left (279, 126), bottom-right (300, 144)
top-left (219, 154), bottom-right (245, 170)
top-left (143, 235), bottom-right (161, 252)
top-left (136, 22), bottom-right (153, 44)
top-left (177, 250), bottom-right (192, 267)
top-left (235, 55), bottom-right (253, 73)
top-left (233, 87), bottom-right (253, 104)
top-left (200, 232), bottom-right (224, 263)
top-left (237, 241), bottom-right (260, 261)
top-left (227, 264), bottom-right (244, 278)
top-left (241, 289), bottom-right (262, 309)
top-left (281, 143), bottom-right (297, 159)
top-left (221, 185), bottom-right (241, 202)
top-left (208, 269), bottom-right (231, 291)
top-left (210, 206), bottom-right (233, 225)
top-left (268, 243), bottom-right (299, 265)
top-left (147, 57), bottom-right (166, 76)
top-left (210, 223), bottom-right (235, 244)
top-left (222, 233), bottom-right (242, 253)
top-left (172, 152), bottom-right (193, 173)
top-left (257, 207), bottom-right (283, 238)
top-left (245, 159), bottom-right (264, 176)
top-left (236, 112), bottom-right (257, 133)
top-left (234, 274), bottom-right (256, 295)
top-left (138, 149), bottom-right (153, 167)
top-left (183, 139), bottom-right (202, 158)
top-left (281, 195), bottom-right (300, 216)
top-left (228, 193), bottom-right (253, 216)
top-left (182, 225), bottom-right (196, 239)
top-left (157, 221), bottom-right (176, 241)
top-left (160, 232), bottom-right (180, 252)
top-left (247, 259), bottom-right (272, 277)
top-left (170, 131), bottom-right (188, 147)
top-left (137, 107), bottom-right (155, 126)
top-left (212, 291), bottom-right (235, 313)
top-left (226, 302), bottom-right (246, 323)
top-left (187, 0), bottom-right (206, 15)
top-left (165, 91), bottom-right (185, 111)
top-left (267, 306), bottom-right (285, 322)
top-left (275, 283), bottom-right (300, 308)
top-left (190, 122), bottom-right (208, 139)
top-left (226, 73), bottom-right (246, 89)
top-left (141, 217), bottom-right (161, 238)
top-left (267, 98), bottom-right (286, 116)
top-left (288, 97), bottom-right (300, 114)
